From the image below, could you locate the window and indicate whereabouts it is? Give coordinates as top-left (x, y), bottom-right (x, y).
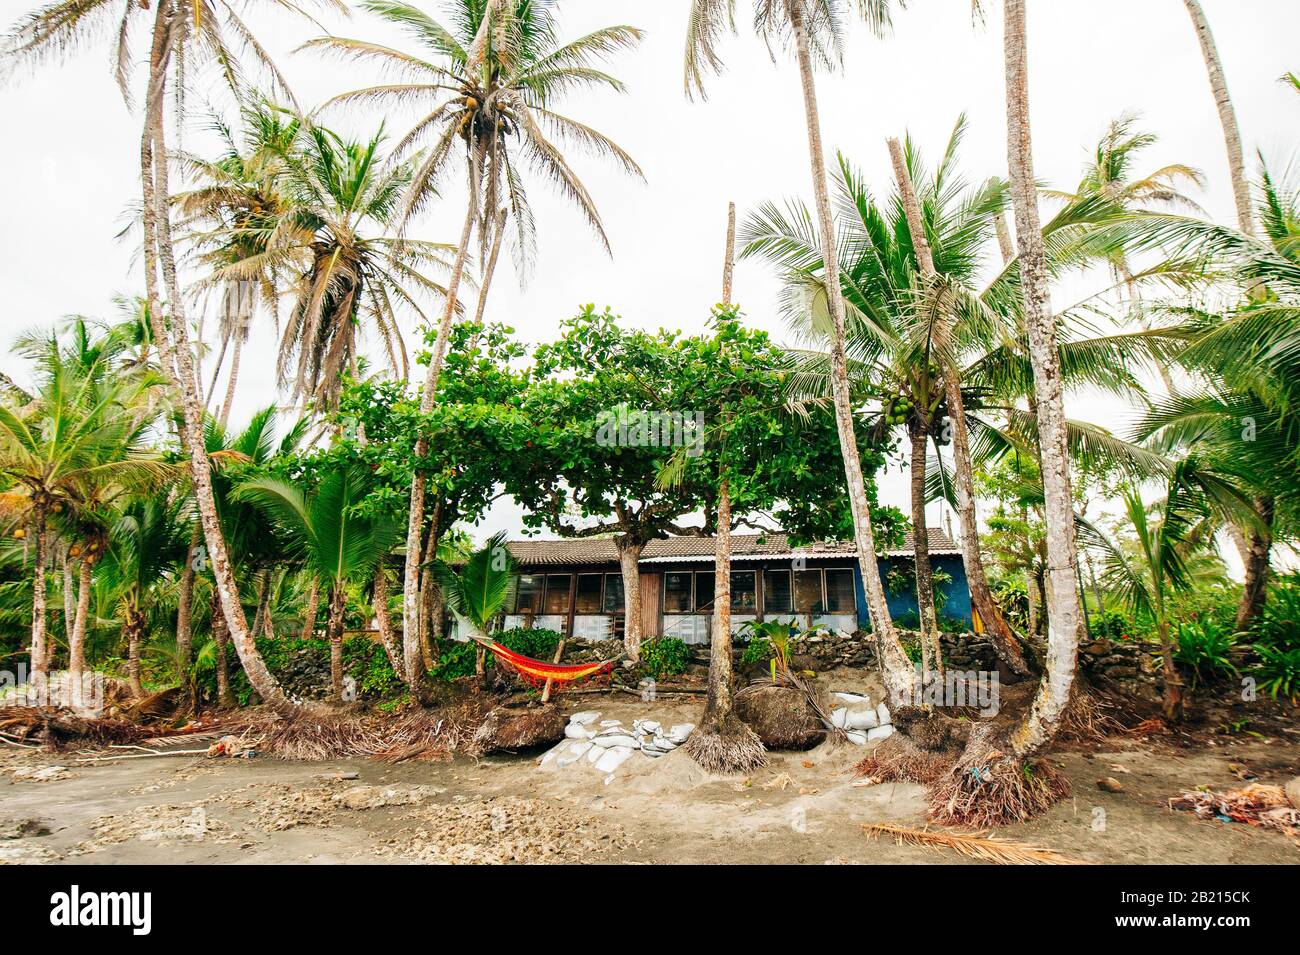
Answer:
top-left (664, 572), bottom-right (693, 612)
top-left (764, 570), bottom-right (792, 614)
top-left (794, 570), bottom-right (824, 613)
top-left (544, 574), bottom-right (571, 615)
top-left (825, 568), bottom-right (857, 613)
top-left (575, 574), bottom-right (603, 613)
top-left (514, 574), bottom-right (543, 614)
top-left (603, 574), bottom-right (625, 613)
top-left (731, 571), bottom-right (757, 611)
top-left (695, 572), bottom-right (715, 612)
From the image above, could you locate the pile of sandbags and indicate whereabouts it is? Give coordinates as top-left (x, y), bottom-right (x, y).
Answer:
top-left (540, 711), bottom-right (694, 779)
top-left (828, 692), bottom-right (894, 745)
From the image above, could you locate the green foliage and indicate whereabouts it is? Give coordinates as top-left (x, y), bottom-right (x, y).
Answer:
top-left (194, 636), bottom-right (403, 706)
top-left (440, 531), bottom-right (517, 636)
top-left (1252, 574), bottom-right (1300, 651)
top-left (1173, 619), bottom-right (1240, 687)
top-left (431, 628), bottom-right (564, 682)
top-left (740, 636), bottom-right (772, 667)
top-left (1250, 644), bottom-right (1300, 702)
top-left (639, 636), bottom-right (693, 678)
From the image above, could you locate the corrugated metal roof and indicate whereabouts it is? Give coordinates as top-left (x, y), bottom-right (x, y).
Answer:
top-left (505, 530), bottom-right (961, 566)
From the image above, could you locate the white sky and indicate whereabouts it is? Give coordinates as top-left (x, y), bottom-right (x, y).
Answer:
top-left (2, 0), bottom-right (1297, 555)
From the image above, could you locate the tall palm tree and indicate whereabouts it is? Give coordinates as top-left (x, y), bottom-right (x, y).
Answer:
top-left (236, 464), bottom-right (400, 701)
top-left (439, 530), bottom-right (515, 646)
top-left (5, 0), bottom-right (342, 716)
top-left (686, 0), bottom-right (914, 699)
top-left (1182, 0), bottom-right (1254, 236)
top-left (1001, 0), bottom-right (1082, 758)
top-left (305, 0), bottom-right (643, 692)
top-left (0, 335), bottom-right (166, 682)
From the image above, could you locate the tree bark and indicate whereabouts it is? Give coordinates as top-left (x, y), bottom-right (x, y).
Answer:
top-left (721, 201), bottom-right (736, 303)
top-left (1156, 615), bottom-right (1184, 721)
top-left (373, 565), bottom-right (403, 674)
top-left (468, 206), bottom-right (509, 346)
top-left (212, 604), bottom-right (232, 709)
top-left (140, 0), bottom-right (304, 714)
top-left (69, 556), bottom-right (92, 682)
top-left (786, 0), bottom-right (912, 702)
top-left (175, 529), bottom-right (198, 672)
top-left (1234, 496), bottom-right (1273, 631)
top-left (618, 540), bottom-right (645, 660)
top-left (62, 551), bottom-right (75, 638)
top-left (126, 612), bottom-right (144, 698)
top-left (908, 428), bottom-right (941, 676)
top-left (886, 137), bottom-right (1030, 677)
top-left (302, 576), bottom-right (320, 640)
top-left (402, 168), bottom-right (478, 699)
top-left (253, 569), bottom-right (270, 638)
top-left (702, 479), bottom-right (735, 727)
top-left (1003, 0), bottom-right (1082, 759)
top-left (1183, 0), bottom-right (1254, 236)
top-left (327, 582), bottom-right (346, 702)
top-left (205, 328), bottom-right (231, 409)
top-left (218, 329), bottom-right (243, 428)
top-left (28, 505), bottom-right (48, 682)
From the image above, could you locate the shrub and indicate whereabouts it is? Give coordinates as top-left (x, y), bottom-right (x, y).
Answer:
top-left (1173, 619), bottom-right (1239, 688)
top-left (1251, 644), bottom-right (1300, 702)
top-left (639, 636), bottom-right (692, 678)
top-left (1253, 574), bottom-right (1300, 652)
top-left (740, 636), bottom-right (772, 667)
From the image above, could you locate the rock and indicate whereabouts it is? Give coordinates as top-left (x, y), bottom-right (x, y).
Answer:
top-left (569, 711), bottom-right (600, 725)
top-left (865, 725), bottom-right (894, 742)
top-left (564, 723), bottom-right (594, 740)
top-left (333, 785), bottom-right (443, 810)
top-left (1097, 777), bottom-right (1125, 793)
top-left (1287, 777), bottom-right (1300, 811)
top-left (594, 747), bottom-right (635, 774)
top-left (0, 817), bottom-right (51, 839)
top-left (734, 683), bottom-right (827, 750)
top-left (590, 733), bottom-right (640, 749)
top-left (472, 704), bottom-right (567, 754)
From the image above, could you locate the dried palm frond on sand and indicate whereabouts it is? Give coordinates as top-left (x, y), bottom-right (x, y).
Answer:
top-left (864, 822), bottom-right (1087, 865)
top-left (1169, 784), bottom-right (1300, 839)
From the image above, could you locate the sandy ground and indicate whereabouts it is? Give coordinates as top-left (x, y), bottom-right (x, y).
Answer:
top-left (1, 690), bottom-right (1298, 865)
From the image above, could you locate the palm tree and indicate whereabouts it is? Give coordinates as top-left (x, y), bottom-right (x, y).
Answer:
top-left (5, 0), bottom-right (342, 717)
top-left (0, 334), bottom-right (166, 682)
top-left (686, 0), bottom-right (915, 700)
top-left (305, 0), bottom-right (644, 692)
top-left (439, 531), bottom-right (515, 655)
top-left (236, 464), bottom-right (400, 701)
top-left (1182, 0), bottom-right (1254, 235)
top-left (99, 493), bottom-right (189, 696)
top-left (1078, 458), bottom-right (1257, 720)
top-left (999, 0), bottom-right (1082, 758)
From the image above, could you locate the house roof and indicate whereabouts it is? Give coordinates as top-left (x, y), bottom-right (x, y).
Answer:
top-left (505, 529), bottom-right (961, 567)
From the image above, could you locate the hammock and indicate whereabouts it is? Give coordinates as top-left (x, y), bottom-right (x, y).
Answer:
top-left (471, 637), bottom-right (620, 691)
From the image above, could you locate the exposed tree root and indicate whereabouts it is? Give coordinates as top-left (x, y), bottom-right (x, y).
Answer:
top-left (0, 707), bottom-right (156, 750)
top-left (684, 717), bottom-right (767, 774)
top-left (855, 735), bottom-right (953, 785)
top-left (928, 726), bottom-right (1070, 827)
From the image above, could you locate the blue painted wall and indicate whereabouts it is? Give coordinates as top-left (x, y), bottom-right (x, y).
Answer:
top-left (853, 556), bottom-right (972, 631)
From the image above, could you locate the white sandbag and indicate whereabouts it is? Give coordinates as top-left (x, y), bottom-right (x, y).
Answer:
top-left (834, 692), bottom-right (869, 704)
top-left (845, 707), bottom-right (879, 730)
top-left (876, 702), bottom-right (891, 726)
top-left (830, 707), bottom-right (848, 729)
top-left (569, 711), bottom-right (600, 726)
top-left (845, 730), bottom-right (869, 745)
top-left (564, 723), bottom-right (595, 739)
top-left (591, 733), bottom-right (640, 749)
top-left (594, 746), bottom-right (634, 774)
top-left (667, 724), bottom-right (695, 744)
top-left (556, 741), bottom-right (592, 768)
top-left (866, 725), bottom-right (894, 742)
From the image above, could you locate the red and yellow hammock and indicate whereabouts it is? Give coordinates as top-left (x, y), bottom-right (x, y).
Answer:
top-left (472, 637), bottom-right (619, 691)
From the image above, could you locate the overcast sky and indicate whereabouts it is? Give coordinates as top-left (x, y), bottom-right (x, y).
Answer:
top-left (2, 0), bottom-right (1297, 552)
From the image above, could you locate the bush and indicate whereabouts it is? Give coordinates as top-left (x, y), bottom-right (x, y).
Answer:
top-left (639, 636), bottom-right (692, 678)
top-left (195, 635), bottom-right (403, 705)
top-left (1251, 644), bottom-right (1300, 702)
top-left (1253, 574), bottom-right (1300, 651)
top-left (1174, 619), bottom-right (1239, 688)
top-left (740, 636), bottom-right (772, 667)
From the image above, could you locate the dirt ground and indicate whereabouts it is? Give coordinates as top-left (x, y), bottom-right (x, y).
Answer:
top-left (1, 688), bottom-right (1298, 865)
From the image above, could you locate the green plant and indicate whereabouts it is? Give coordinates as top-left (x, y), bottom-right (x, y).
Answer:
top-left (1173, 619), bottom-right (1239, 688)
top-left (1251, 644), bottom-right (1300, 702)
top-left (639, 636), bottom-right (693, 679)
top-left (1252, 574), bottom-right (1300, 652)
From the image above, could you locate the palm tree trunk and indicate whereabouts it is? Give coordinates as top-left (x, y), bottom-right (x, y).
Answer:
top-left (887, 138), bottom-right (1031, 677)
top-left (908, 428), bottom-right (941, 675)
top-left (212, 605), bottom-right (233, 709)
top-left (372, 566), bottom-right (403, 674)
top-left (403, 167), bottom-right (478, 699)
top-left (69, 556), bottom-right (92, 682)
top-left (786, 0), bottom-right (912, 701)
top-left (139, 2), bottom-right (303, 716)
top-left (302, 576), bottom-right (320, 640)
top-left (126, 612), bottom-right (144, 698)
top-left (618, 541), bottom-right (645, 659)
top-left (62, 551), bottom-right (75, 638)
top-left (328, 582), bottom-right (346, 702)
top-left (1183, 0), bottom-right (1254, 235)
top-left (468, 206), bottom-right (509, 347)
top-left (175, 528), bottom-right (198, 672)
top-left (218, 330), bottom-right (244, 428)
top-left (253, 570), bottom-right (270, 638)
top-left (28, 504), bottom-right (48, 682)
top-left (417, 499), bottom-right (443, 672)
top-left (205, 328), bottom-right (231, 409)
top-left (1156, 615), bottom-right (1184, 721)
top-left (1003, 0), bottom-right (1082, 759)
top-left (1234, 496), bottom-right (1273, 631)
